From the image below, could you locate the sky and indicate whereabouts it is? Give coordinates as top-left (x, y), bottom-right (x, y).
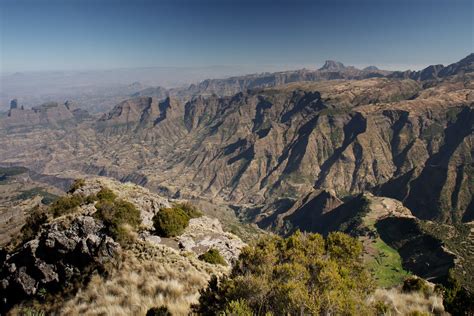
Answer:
top-left (0, 0), bottom-right (473, 73)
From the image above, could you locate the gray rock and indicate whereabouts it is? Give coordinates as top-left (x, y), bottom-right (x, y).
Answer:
top-left (0, 216), bottom-right (120, 310)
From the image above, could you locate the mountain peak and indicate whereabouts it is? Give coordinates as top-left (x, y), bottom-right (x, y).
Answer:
top-left (363, 65), bottom-right (379, 71)
top-left (319, 60), bottom-right (346, 71)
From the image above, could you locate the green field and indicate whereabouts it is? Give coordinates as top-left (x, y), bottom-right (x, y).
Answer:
top-left (367, 237), bottom-right (411, 287)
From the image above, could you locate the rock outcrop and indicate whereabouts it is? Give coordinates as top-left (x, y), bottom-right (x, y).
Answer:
top-left (0, 216), bottom-right (121, 310)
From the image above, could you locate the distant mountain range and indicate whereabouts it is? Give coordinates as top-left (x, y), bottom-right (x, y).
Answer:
top-left (132, 54), bottom-right (473, 102)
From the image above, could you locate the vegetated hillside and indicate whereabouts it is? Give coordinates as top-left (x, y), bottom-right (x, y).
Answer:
top-left (0, 177), bottom-right (246, 315)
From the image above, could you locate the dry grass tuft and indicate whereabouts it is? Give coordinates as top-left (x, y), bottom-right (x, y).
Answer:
top-left (58, 240), bottom-right (228, 315)
top-left (369, 286), bottom-right (447, 315)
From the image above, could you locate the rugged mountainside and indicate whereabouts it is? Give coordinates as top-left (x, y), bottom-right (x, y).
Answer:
top-left (0, 56), bottom-right (472, 229)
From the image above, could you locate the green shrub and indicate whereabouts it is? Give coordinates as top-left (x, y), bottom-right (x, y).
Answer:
top-left (49, 194), bottom-right (84, 217)
top-left (175, 202), bottom-right (202, 218)
top-left (68, 179), bottom-right (85, 193)
top-left (7, 206), bottom-right (49, 251)
top-left (193, 231), bottom-right (375, 315)
top-left (146, 306), bottom-right (172, 316)
top-left (96, 187), bottom-right (117, 202)
top-left (198, 248), bottom-right (227, 266)
top-left (152, 207), bottom-right (190, 237)
top-left (95, 199), bottom-right (141, 243)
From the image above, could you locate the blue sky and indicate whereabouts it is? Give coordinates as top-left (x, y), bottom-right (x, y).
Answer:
top-left (0, 0), bottom-right (472, 72)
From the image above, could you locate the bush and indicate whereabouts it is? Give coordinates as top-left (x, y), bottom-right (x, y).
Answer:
top-left (49, 194), bottom-right (84, 217)
top-left (152, 207), bottom-right (190, 237)
top-left (175, 202), bottom-right (202, 218)
top-left (198, 249), bottom-right (227, 266)
top-left (96, 187), bottom-right (117, 202)
top-left (95, 199), bottom-right (141, 243)
top-left (193, 231), bottom-right (375, 315)
top-left (145, 306), bottom-right (172, 316)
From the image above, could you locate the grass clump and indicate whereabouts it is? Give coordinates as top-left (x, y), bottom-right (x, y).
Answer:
top-left (224, 299), bottom-right (252, 315)
top-left (153, 203), bottom-right (202, 237)
top-left (198, 249), bottom-right (227, 266)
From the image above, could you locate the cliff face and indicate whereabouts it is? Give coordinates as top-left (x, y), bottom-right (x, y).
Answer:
top-left (0, 101), bottom-right (88, 129)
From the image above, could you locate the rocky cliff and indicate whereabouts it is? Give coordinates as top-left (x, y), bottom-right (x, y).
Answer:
top-left (0, 101), bottom-right (89, 130)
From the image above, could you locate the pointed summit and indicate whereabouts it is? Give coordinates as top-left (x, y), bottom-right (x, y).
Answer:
top-left (363, 66), bottom-right (379, 71)
top-left (319, 60), bottom-right (346, 71)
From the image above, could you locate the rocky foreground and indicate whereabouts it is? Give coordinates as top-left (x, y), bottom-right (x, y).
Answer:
top-left (0, 177), bottom-right (245, 314)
